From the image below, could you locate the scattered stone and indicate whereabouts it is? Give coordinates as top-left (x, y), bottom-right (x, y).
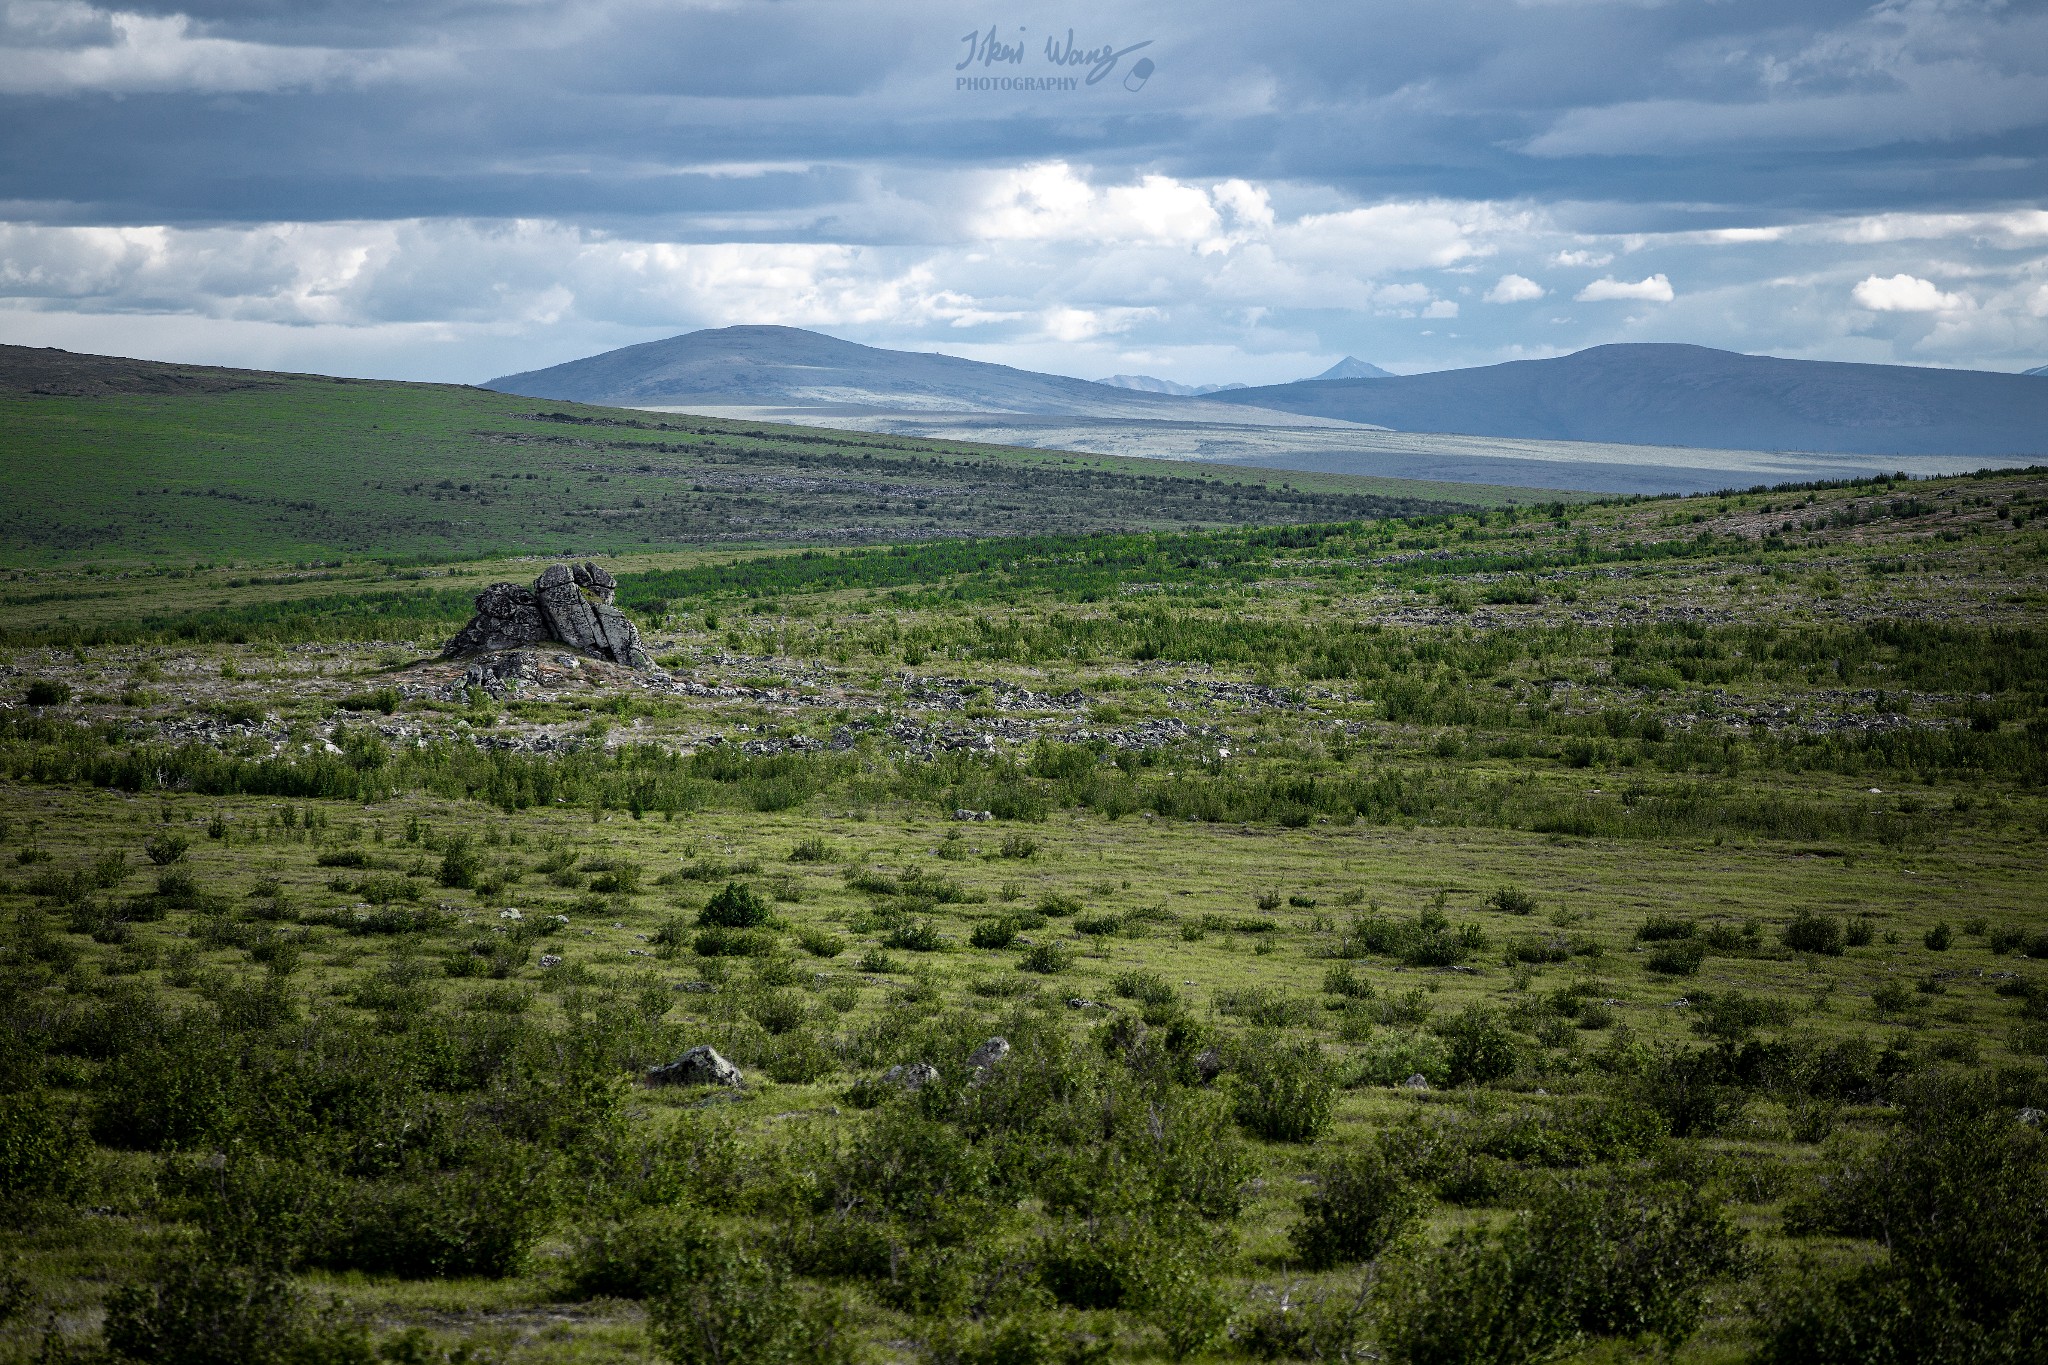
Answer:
top-left (648, 1044), bottom-right (743, 1088)
top-left (445, 562), bottom-right (652, 668)
top-left (1400, 1074), bottom-right (1430, 1091)
top-left (2021, 1107), bottom-right (2044, 1126)
top-left (1066, 997), bottom-right (1104, 1010)
top-left (538, 953), bottom-right (562, 969)
top-left (966, 1036), bottom-right (1011, 1077)
top-left (882, 1062), bottom-right (941, 1092)
top-left (1193, 1048), bottom-right (1224, 1084)
top-left (952, 808), bottom-right (994, 821)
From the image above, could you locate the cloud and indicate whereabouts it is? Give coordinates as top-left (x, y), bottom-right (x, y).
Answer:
top-left (0, 0), bottom-right (414, 95)
top-left (1576, 274), bottom-right (1673, 303)
top-left (1852, 273), bottom-right (1968, 312)
top-left (1485, 273), bottom-right (1546, 303)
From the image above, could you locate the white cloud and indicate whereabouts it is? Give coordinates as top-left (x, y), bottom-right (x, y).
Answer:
top-left (0, 1), bottom-right (415, 95)
top-left (1551, 249), bottom-right (1613, 268)
top-left (1421, 299), bottom-right (1459, 318)
top-left (1484, 273), bottom-right (1546, 303)
top-left (970, 164), bottom-right (1222, 247)
top-left (1576, 274), bottom-right (1674, 302)
top-left (1852, 273), bottom-right (1969, 312)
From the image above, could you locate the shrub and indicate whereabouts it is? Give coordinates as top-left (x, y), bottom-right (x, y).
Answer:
top-left (1018, 942), bottom-right (1072, 974)
top-left (1036, 893), bottom-right (1083, 918)
top-left (1232, 1037), bottom-right (1336, 1142)
top-left (1438, 1006), bottom-right (1523, 1086)
top-left (0, 1089), bottom-right (93, 1201)
top-left (1072, 913), bottom-right (1121, 937)
top-left (787, 837), bottom-right (838, 863)
top-left (694, 927), bottom-right (777, 958)
top-left (1379, 1178), bottom-right (1748, 1365)
top-left (1636, 915), bottom-right (1695, 942)
top-left (321, 1160), bottom-right (556, 1279)
top-left (1922, 922), bottom-right (1953, 951)
top-left (1322, 963), bottom-right (1374, 998)
top-left (794, 926), bottom-right (845, 958)
top-left (1689, 991), bottom-right (1793, 1041)
top-left (1216, 986), bottom-right (1316, 1029)
top-left (1487, 886), bottom-right (1539, 916)
top-left (568, 1211), bottom-right (716, 1300)
top-left (1645, 941), bottom-right (1705, 976)
top-left (1110, 970), bottom-right (1179, 1008)
top-left (1783, 912), bottom-right (1844, 956)
top-left (884, 919), bottom-right (948, 952)
top-left (1350, 1030), bottom-right (1451, 1088)
top-left (588, 860), bottom-right (644, 895)
top-left (1233, 1285), bottom-right (1372, 1364)
top-left (336, 687), bottom-right (400, 714)
top-left (998, 833), bottom-right (1039, 859)
top-left (1764, 1080), bottom-right (2047, 1363)
top-left (102, 1255), bottom-right (371, 1365)
top-left (1292, 1147), bottom-right (1425, 1268)
top-left (23, 680), bottom-right (70, 707)
top-left (1846, 916), bottom-right (1877, 948)
top-left (437, 833), bottom-right (481, 889)
top-left (646, 1245), bottom-right (856, 1365)
top-left (700, 882), bottom-right (772, 929)
top-left (746, 990), bottom-right (808, 1036)
top-left (145, 831), bottom-right (191, 866)
top-left (968, 918), bottom-right (1018, 950)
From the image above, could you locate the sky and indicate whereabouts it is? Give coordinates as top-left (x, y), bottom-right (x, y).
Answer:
top-left (1, 0), bottom-right (2045, 387)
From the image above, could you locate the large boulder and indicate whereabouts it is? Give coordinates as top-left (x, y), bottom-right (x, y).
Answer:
top-left (444, 562), bottom-right (651, 668)
top-left (443, 582), bottom-right (550, 657)
top-left (647, 1045), bottom-right (743, 1088)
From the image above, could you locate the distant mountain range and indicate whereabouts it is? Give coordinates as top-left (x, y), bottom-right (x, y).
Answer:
top-left (1098, 355), bottom-right (1393, 395)
top-left (487, 328), bottom-right (2048, 461)
top-left (1212, 344), bottom-right (2048, 457)
top-left (485, 325), bottom-right (1311, 423)
top-left (2024, 364), bottom-right (2048, 377)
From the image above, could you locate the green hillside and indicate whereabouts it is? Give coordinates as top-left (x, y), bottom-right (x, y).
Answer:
top-left (0, 347), bottom-right (1541, 569)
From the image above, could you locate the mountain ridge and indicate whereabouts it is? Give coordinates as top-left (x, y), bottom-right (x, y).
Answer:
top-left (1213, 343), bottom-right (2048, 457)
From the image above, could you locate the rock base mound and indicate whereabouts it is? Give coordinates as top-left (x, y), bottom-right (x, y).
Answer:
top-left (445, 562), bottom-right (652, 668)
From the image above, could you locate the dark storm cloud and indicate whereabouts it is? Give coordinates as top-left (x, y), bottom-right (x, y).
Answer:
top-left (0, 0), bottom-right (2040, 228)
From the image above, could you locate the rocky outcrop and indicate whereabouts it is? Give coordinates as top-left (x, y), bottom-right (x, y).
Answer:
top-left (444, 562), bottom-right (652, 668)
top-left (648, 1045), bottom-right (743, 1088)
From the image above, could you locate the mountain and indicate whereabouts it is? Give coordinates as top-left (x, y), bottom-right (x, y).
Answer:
top-left (487, 326), bottom-right (1285, 421)
top-left (1097, 374), bottom-right (1248, 396)
top-left (1312, 356), bottom-right (1395, 380)
top-left (2024, 364), bottom-right (2048, 377)
top-left (1212, 344), bottom-right (2048, 457)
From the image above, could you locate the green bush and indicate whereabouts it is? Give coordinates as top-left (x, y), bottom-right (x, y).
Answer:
top-left (1379, 1178), bottom-right (1748, 1365)
top-left (1635, 915), bottom-right (1695, 942)
top-left (320, 1161), bottom-right (557, 1279)
top-left (884, 920), bottom-right (947, 952)
top-left (23, 680), bottom-right (70, 707)
top-left (1487, 886), bottom-right (1539, 916)
top-left (794, 926), bottom-right (845, 958)
top-left (145, 830), bottom-right (191, 866)
top-left (1922, 921), bottom-right (1953, 951)
top-left (336, 687), bottom-right (400, 714)
top-left (0, 1088), bottom-right (93, 1201)
top-left (1645, 941), bottom-right (1705, 976)
top-left (647, 1248), bottom-right (857, 1365)
top-left (1292, 1147), bottom-right (1425, 1268)
top-left (437, 833), bottom-right (481, 889)
top-left (1322, 963), bottom-right (1375, 999)
top-left (694, 927), bottom-right (778, 958)
top-left (700, 882), bottom-right (772, 929)
top-left (1783, 912), bottom-right (1844, 956)
top-left (1231, 1037), bottom-right (1335, 1142)
top-left (103, 1255), bottom-right (372, 1365)
top-left (1438, 1006), bottom-right (1522, 1086)
top-left (1350, 1030), bottom-right (1451, 1088)
top-left (568, 1210), bottom-right (715, 1300)
top-left (1019, 943), bottom-right (1072, 974)
top-left (969, 918), bottom-right (1018, 950)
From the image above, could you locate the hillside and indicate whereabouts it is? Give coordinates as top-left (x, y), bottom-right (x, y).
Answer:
top-left (0, 345), bottom-right (1520, 568)
top-left (485, 325), bottom-right (1334, 423)
top-left (1215, 343), bottom-right (2048, 457)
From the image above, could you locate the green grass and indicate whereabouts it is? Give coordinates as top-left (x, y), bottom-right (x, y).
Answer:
top-left (0, 463), bottom-right (2043, 1363)
top-left (0, 365), bottom-right (1545, 568)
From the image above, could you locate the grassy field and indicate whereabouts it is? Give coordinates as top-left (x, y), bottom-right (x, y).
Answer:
top-left (0, 347), bottom-right (1545, 570)
top-left (0, 455), bottom-right (2044, 1364)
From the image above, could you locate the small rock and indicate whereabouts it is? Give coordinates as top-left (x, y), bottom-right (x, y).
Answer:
top-left (1193, 1048), bottom-right (1224, 1084)
top-left (2021, 1107), bottom-right (2045, 1126)
top-left (1400, 1074), bottom-right (1431, 1091)
top-left (881, 1062), bottom-right (941, 1092)
top-left (648, 1045), bottom-right (743, 1088)
top-left (1066, 997), bottom-right (1102, 1010)
top-left (966, 1036), bottom-right (1011, 1075)
top-left (538, 953), bottom-right (562, 969)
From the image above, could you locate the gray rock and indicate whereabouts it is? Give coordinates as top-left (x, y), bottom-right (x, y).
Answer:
top-left (1400, 1073), bottom-right (1430, 1090)
top-left (2020, 1107), bottom-right (2044, 1126)
top-left (1193, 1048), bottom-right (1224, 1083)
top-left (648, 1044), bottom-right (743, 1088)
top-left (538, 953), bottom-right (562, 969)
top-left (445, 563), bottom-right (651, 668)
top-left (966, 1036), bottom-right (1011, 1073)
top-left (882, 1061), bottom-right (941, 1092)
top-left (444, 583), bottom-right (550, 657)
